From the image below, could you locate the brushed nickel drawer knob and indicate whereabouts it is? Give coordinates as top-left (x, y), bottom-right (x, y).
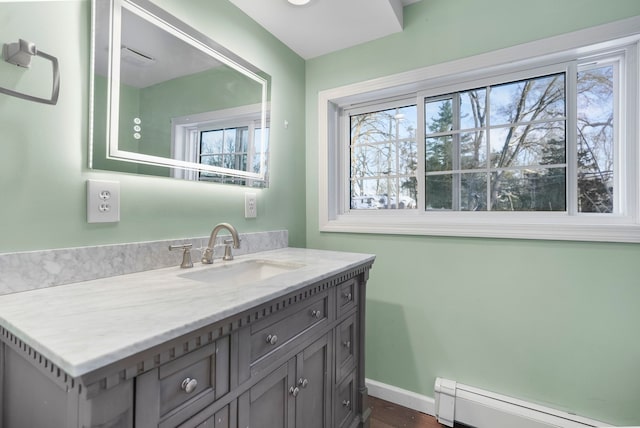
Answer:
top-left (181, 377), bottom-right (198, 394)
top-left (289, 386), bottom-right (300, 397)
top-left (298, 377), bottom-right (309, 388)
top-left (311, 310), bottom-right (322, 319)
top-left (343, 340), bottom-right (351, 349)
top-left (342, 400), bottom-right (351, 408)
top-left (266, 334), bottom-right (278, 345)
top-left (342, 292), bottom-right (352, 301)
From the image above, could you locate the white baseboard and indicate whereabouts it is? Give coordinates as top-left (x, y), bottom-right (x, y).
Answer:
top-left (365, 378), bottom-right (636, 428)
top-left (365, 378), bottom-right (435, 416)
top-left (434, 377), bottom-right (616, 428)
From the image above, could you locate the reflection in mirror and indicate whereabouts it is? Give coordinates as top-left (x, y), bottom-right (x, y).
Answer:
top-left (90, 0), bottom-right (270, 186)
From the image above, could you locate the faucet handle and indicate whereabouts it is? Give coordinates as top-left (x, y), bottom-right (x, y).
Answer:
top-left (169, 243), bottom-right (194, 269)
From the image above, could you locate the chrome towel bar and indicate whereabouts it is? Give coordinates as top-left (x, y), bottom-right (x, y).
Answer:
top-left (1, 39), bottom-right (60, 105)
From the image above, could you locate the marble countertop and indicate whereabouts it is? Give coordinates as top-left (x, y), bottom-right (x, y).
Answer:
top-left (0, 248), bottom-right (374, 378)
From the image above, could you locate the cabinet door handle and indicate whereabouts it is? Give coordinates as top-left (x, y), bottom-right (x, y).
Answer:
top-left (266, 334), bottom-right (278, 345)
top-left (298, 377), bottom-right (309, 388)
top-left (310, 310), bottom-right (322, 319)
top-left (342, 292), bottom-right (352, 301)
top-left (342, 400), bottom-right (351, 408)
top-left (289, 386), bottom-right (300, 397)
top-left (181, 377), bottom-right (198, 394)
top-left (342, 340), bottom-right (351, 349)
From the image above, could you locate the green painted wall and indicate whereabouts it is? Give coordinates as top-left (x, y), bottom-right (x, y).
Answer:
top-left (0, 0), bottom-right (306, 252)
top-left (139, 66), bottom-right (263, 159)
top-left (3, 0), bottom-right (640, 424)
top-left (305, 0), bottom-right (640, 425)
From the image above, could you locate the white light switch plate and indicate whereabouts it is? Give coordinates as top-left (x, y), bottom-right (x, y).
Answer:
top-left (87, 179), bottom-right (120, 223)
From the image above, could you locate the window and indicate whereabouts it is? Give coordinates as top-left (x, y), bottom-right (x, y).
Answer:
top-left (198, 122), bottom-right (269, 185)
top-left (348, 66), bottom-right (616, 214)
top-left (170, 104), bottom-right (269, 185)
top-left (200, 126), bottom-right (249, 174)
top-left (423, 73), bottom-right (567, 212)
top-left (349, 103), bottom-right (418, 210)
top-left (319, 19), bottom-right (640, 242)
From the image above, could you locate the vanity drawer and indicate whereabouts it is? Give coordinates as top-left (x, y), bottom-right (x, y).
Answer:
top-left (136, 336), bottom-right (231, 428)
top-left (335, 314), bottom-right (357, 382)
top-left (249, 292), bottom-right (329, 365)
top-left (158, 344), bottom-right (215, 417)
top-left (176, 403), bottom-right (233, 428)
top-left (337, 278), bottom-right (357, 317)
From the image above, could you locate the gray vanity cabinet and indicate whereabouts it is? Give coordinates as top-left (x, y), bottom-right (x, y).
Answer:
top-left (237, 332), bottom-right (332, 428)
top-left (0, 260), bottom-right (373, 428)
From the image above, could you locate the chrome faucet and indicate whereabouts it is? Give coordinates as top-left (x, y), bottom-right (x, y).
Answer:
top-left (201, 223), bottom-right (240, 264)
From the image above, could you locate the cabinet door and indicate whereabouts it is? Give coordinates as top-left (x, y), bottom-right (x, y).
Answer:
top-left (237, 333), bottom-right (332, 428)
top-left (295, 333), bottom-right (331, 428)
top-left (237, 362), bottom-right (295, 428)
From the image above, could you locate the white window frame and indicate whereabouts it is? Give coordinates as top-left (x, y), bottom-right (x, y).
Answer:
top-left (318, 17), bottom-right (640, 242)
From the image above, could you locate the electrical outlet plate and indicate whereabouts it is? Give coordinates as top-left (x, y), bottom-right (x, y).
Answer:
top-left (245, 193), bottom-right (257, 218)
top-left (87, 179), bottom-right (120, 223)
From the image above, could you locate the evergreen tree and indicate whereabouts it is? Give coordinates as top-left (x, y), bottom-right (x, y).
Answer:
top-left (425, 100), bottom-right (453, 209)
top-left (536, 138), bottom-right (566, 211)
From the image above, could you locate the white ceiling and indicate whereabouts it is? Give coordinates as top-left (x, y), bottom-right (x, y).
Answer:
top-left (228, 0), bottom-right (422, 59)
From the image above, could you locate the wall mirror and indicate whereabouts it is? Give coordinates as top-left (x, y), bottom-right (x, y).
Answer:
top-left (90, 0), bottom-right (271, 186)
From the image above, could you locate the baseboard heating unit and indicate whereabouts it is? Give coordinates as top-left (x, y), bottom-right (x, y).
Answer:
top-left (433, 377), bottom-right (614, 428)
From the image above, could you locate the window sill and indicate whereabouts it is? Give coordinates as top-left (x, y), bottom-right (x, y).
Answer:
top-left (320, 212), bottom-right (640, 243)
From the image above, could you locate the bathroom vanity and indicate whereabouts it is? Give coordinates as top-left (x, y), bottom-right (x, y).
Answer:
top-left (0, 248), bottom-right (374, 428)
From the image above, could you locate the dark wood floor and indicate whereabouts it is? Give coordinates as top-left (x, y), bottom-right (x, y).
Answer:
top-left (369, 396), bottom-right (444, 428)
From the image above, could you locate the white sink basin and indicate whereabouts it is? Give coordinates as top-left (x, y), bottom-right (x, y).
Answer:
top-left (178, 259), bottom-right (305, 285)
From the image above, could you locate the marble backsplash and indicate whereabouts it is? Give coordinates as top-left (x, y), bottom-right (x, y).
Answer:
top-left (0, 230), bottom-right (288, 296)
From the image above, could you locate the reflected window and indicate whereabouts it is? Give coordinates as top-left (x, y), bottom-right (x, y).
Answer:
top-left (198, 123), bottom-right (269, 184)
top-left (170, 104), bottom-right (269, 185)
